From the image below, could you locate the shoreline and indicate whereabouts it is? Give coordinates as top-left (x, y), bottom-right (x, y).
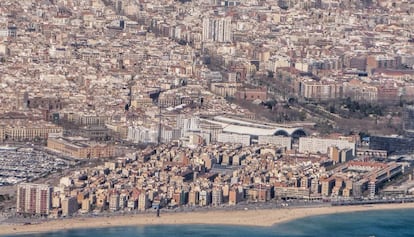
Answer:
top-left (1, 202), bottom-right (414, 236)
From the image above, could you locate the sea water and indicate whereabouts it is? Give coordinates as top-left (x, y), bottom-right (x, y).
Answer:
top-left (4, 209), bottom-right (414, 237)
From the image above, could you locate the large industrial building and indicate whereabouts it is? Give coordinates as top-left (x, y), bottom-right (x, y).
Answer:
top-left (369, 135), bottom-right (414, 154)
top-left (200, 115), bottom-right (307, 147)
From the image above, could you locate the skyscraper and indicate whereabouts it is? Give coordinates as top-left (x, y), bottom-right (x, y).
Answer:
top-left (202, 17), bottom-right (232, 43)
top-left (211, 187), bottom-right (223, 206)
top-left (17, 183), bottom-right (52, 216)
top-left (138, 192), bottom-right (150, 211)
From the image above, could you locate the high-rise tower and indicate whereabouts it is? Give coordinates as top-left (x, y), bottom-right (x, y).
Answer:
top-left (17, 183), bottom-right (52, 216)
top-left (202, 17), bottom-right (232, 43)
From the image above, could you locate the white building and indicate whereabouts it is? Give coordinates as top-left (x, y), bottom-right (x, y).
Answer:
top-left (200, 115), bottom-right (306, 145)
top-left (127, 125), bottom-right (158, 144)
top-left (258, 135), bottom-right (292, 149)
top-left (299, 137), bottom-right (356, 155)
top-left (202, 17), bottom-right (232, 43)
top-left (218, 133), bottom-right (251, 146)
top-left (109, 193), bottom-right (120, 211)
top-left (181, 116), bottom-right (200, 136)
top-left (211, 187), bottom-right (223, 206)
top-left (199, 190), bottom-right (211, 206)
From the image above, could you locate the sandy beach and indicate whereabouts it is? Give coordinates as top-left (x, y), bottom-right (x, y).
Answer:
top-left (1, 202), bottom-right (414, 236)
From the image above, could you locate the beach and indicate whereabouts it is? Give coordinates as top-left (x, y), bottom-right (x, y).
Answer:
top-left (1, 202), bottom-right (414, 236)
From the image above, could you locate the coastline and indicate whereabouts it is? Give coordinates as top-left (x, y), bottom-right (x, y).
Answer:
top-left (1, 202), bottom-right (414, 236)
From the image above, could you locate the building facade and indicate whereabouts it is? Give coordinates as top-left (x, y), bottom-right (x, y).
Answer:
top-left (47, 137), bottom-right (115, 159)
top-left (17, 183), bottom-right (52, 216)
top-left (299, 137), bottom-right (356, 155)
top-left (202, 17), bottom-right (232, 43)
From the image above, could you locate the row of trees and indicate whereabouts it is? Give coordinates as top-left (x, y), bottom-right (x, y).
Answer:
top-left (322, 97), bottom-right (388, 119)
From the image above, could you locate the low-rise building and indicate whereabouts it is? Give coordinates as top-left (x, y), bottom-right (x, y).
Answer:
top-left (47, 136), bottom-right (115, 159)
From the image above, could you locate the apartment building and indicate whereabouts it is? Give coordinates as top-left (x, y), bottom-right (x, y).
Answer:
top-left (17, 183), bottom-right (53, 216)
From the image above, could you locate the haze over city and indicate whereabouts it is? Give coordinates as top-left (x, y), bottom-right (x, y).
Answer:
top-left (1, 0), bottom-right (414, 236)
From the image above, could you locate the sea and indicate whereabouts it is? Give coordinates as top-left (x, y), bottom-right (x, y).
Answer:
top-left (4, 209), bottom-right (414, 237)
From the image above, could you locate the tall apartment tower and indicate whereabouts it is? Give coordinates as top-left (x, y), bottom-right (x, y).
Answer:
top-left (138, 192), bottom-right (150, 211)
top-left (202, 18), bottom-right (209, 42)
top-left (17, 183), bottom-right (53, 216)
top-left (202, 17), bottom-right (232, 43)
top-left (211, 187), bottom-right (223, 206)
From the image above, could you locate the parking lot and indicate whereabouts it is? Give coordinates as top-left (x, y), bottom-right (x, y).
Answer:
top-left (0, 147), bottom-right (69, 186)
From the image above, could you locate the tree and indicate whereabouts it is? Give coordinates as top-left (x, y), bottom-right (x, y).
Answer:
top-left (264, 99), bottom-right (277, 110)
top-left (315, 120), bottom-right (333, 135)
top-left (267, 70), bottom-right (274, 78)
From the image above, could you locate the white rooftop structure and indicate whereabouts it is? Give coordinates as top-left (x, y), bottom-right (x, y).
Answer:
top-left (200, 115), bottom-right (307, 137)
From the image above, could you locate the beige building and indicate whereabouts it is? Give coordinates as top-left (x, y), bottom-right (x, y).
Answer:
top-left (109, 193), bottom-right (120, 211)
top-left (217, 133), bottom-right (251, 146)
top-left (299, 79), bottom-right (343, 101)
top-left (138, 192), bottom-right (150, 211)
top-left (62, 196), bottom-right (79, 216)
top-left (188, 190), bottom-right (199, 206)
top-left (47, 136), bottom-right (115, 159)
top-left (321, 177), bottom-right (335, 197)
top-left (210, 82), bottom-right (241, 97)
top-left (0, 126), bottom-right (4, 142)
top-left (258, 135), bottom-right (292, 149)
top-left (0, 122), bottom-right (62, 142)
top-left (81, 199), bottom-right (91, 213)
top-left (228, 188), bottom-right (243, 205)
top-left (274, 187), bottom-right (311, 199)
top-left (63, 113), bottom-right (110, 126)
